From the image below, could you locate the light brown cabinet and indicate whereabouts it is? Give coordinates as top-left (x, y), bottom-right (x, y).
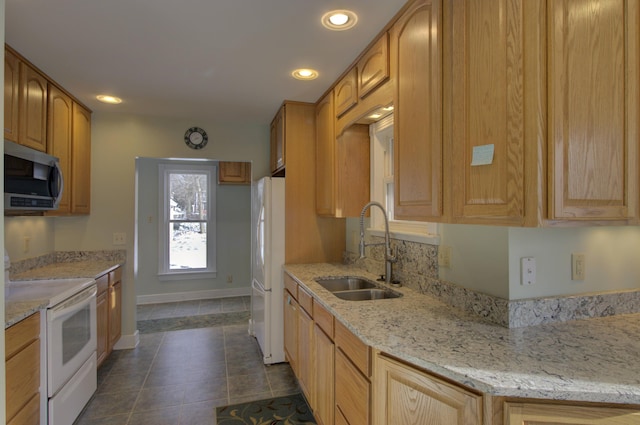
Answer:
top-left (316, 90), bottom-right (370, 218)
top-left (283, 289), bottom-right (298, 374)
top-left (4, 48), bottom-right (20, 143)
top-left (5, 312), bottom-right (40, 425)
top-left (357, 33), bottom-right (390, 100)
top-left (96, 266), bottom-right (122, 367)
top-left (297, 286), bottom-right (314, 402)
top-left (547, 0), bottom-right (639, 222)
top-left (504, 402), bottom-right (640, 425)
top-left (313, 302), bottom-right (335, 425)
top-left (335, 68), bottom-right (358, 118)
top-left (374, 353), bottom-right (482, 425)
top-left (391, 0), bottom-right (443, 221)
top-left (270, 106), bottom-right (285, 175)
top-left (218, 161), bottom-right (251, 185)
top-left (70, 102), bottom-right (92, 214)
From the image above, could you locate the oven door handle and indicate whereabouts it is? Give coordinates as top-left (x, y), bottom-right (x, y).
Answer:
top-left (49, 285), bottom-right (97, 320)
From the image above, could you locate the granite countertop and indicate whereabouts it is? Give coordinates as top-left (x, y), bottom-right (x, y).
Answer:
top-left (284, 263), bottom-right (640, 406)
top-left (6, 259), bottom-right (123, 328)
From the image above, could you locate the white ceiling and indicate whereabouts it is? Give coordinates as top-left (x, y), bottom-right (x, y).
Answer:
top-left (5, 0), bottom-right (407, 125)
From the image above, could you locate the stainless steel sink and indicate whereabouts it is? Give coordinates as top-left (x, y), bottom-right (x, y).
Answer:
top-left (333, 288), bottom-right (402, 301)
top-left (315, 276), bottom-right (402, 301)
top-left (315, 276), bottom-right (377, 292)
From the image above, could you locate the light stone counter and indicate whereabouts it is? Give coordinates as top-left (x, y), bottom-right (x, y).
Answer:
top-left (284, 263), bottom-right (640, 405)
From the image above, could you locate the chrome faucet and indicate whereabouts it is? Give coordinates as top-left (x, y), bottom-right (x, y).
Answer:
top-left (359, 201), bottom-right (397, 285)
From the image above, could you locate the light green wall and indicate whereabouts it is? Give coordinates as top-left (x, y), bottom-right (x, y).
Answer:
top-left (135, 157), bottom-right (252, 297)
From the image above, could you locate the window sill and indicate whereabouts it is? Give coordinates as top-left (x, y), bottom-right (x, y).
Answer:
top-left (369, 228), bottom-right (440, 245)
top-left (158, 271), bottom-right (218, 281)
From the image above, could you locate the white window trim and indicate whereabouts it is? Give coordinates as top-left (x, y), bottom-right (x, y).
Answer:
top-left (158, 162), bottom-right (217, 280)
top-left (369, 116), bottom-right (441, 245)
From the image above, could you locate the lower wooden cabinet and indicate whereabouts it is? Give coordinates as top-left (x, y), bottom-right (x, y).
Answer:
top-left (336, 349), bottom-right (370, 425)
top-left (374, 353), bottom-right (482, 425)
top-left (5, 312), bottom-right (40, 425)
top-left (96, 266), bottom-right (123, 367)
top-left (313, 303), bottom-right (335, 425)
top-left (283, 289), bottom-right (299, 374)
top-left (297, 303), bottom-right (314, 402)
top-left (504, 402), bottom-right (640, 425)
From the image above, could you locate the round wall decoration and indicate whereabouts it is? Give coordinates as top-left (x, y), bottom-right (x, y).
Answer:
top-left (184, 127), bottom-right (208, 149)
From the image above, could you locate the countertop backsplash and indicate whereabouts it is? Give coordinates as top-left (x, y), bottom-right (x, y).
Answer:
top-left (345, 236), bottom-right (640, 328)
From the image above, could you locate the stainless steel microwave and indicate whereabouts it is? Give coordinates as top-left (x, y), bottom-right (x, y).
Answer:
top-left (4, 141), bottom-right (64, 210)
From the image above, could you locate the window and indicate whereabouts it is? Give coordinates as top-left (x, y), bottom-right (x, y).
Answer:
top-left (158, 162), bottom-right (217, 278)
top-left (370, 116), bottom-right (439, 243)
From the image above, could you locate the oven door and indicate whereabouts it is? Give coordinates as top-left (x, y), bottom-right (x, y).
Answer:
top-left (46, 284), bottom-right (97, 396)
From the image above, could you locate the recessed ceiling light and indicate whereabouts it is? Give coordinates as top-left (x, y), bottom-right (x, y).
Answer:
top-left (291, 68), bottom-right (319, 80)
top-left (96, 95), bottom-right (122, 104)
top-left (322, 10), bottom-right (358, 31)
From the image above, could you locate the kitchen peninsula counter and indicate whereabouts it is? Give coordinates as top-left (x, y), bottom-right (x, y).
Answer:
top-left (284, 263), bottom-right (640, 406)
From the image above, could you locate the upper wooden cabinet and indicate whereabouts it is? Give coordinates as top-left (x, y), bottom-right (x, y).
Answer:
top-left (358, 33), bottom-right (390, 100)
top-left (47, 85), bottom-right (73, 214)
top-left (547, 0), bottom-right (639, 222)
top-left (4, 49), bottom-right (20, 143)
top-left (316, 91), bottom-right (370, 218)
top-left (448, 0), bottom-right (545, 226)
top-left (270, 106), bottom-right (285, 175)
top-left (335, 68), bottom-right (358, 118)
top-left (392, 0), bottom-right (443, 221)
top-left (70, 102), bottom-right (92, 214)
top-left (218, 161), bottom-right (251, 185)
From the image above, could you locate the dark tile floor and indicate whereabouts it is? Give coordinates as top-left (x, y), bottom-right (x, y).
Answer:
top-left (74, 297), bottom-right (298, 425)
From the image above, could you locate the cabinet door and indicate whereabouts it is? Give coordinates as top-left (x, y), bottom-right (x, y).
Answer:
top-left (297, 306), bottom-right (314, 404)
top-left (108, 280), bottom-right (122, 349)
top-left (548, 0), bottom-right (639, 221)
top-left (47, 85), bottom-right (73, 214)
top-left (335, 125), bottom-right (370, 217)
top-left (218, 161), bottom-right (251, 184)
top-left (505, 402), bottom-right (640, 425)
top-left (335, 349), bottom-right (370, 425)
top-left (374, 354), bottom-right (482, 425)
top-left (283, 291), bottom-right (298, 374)
top-left (335, 68), bottom-right (358, 117)
top-left (96, 289), bottom-right (109, 366)
top-left (19, 64), bottom-right (47, 152)
top-left (449, 0), bottom-right (545, 226)
top-left (314, 325), bottom-right (335, 425)
top-left (358, 32), bottom-right (390, 99)
top-left (71, 102), bottom-right (91, 214)
top-left (4, 49), bottom-right (20, 143)
top-left (270, 106), bottom-right (285, 174)
top-left (316, 91), bottom-right (336, 216)
top-left (392, 0), bottom-right (443, 221)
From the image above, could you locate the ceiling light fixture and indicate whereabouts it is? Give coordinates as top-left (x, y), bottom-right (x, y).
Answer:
top-left (291, 68), bottom-right (319, 80)
top-left (96, 95), bottom-right (122, 104)
top-left (322, 10), bottom-right (358, 31)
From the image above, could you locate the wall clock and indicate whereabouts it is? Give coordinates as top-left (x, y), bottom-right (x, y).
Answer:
top-left (184, 127), bottom-right (208, 149)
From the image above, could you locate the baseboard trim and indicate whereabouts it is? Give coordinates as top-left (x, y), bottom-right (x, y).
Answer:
top-left (113, 330), bottom-right (140, 350)
top-left (136, 287), bottom-right (251, 305)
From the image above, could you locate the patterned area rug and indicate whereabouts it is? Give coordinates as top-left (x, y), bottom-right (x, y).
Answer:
top-left (216, 393), bottom-right (316, 425)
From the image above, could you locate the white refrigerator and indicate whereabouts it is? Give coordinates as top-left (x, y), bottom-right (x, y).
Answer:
top-left (250, 176), bottom-right (286, 364)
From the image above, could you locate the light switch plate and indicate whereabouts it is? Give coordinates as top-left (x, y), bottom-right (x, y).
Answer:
top-left (521, 257), bottom-right (536, 285)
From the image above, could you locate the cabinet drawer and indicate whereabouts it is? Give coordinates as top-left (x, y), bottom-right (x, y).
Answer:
top-left (6, 312), bottom-right (39, 360)
top-left (313, 300), bottom-right (334, 339)
top-left (335, 319), bottom-right (370, 377)
top-left (6, 339), bottom-right (39, 422)
top-left (109, 266), bottom-right (122, 285)
top-left (95, 273), bottom-right (109, 295)
top-left (504, 402), bottom-right (640, 424)
top-left (284, 273), bottom-right (298, 300)
top-left (335, 349), bottom-right (370, 425)
top-left (298, 286), bottom-right (313, 317)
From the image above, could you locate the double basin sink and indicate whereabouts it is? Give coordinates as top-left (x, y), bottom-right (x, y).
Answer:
top-left (315, 276), bottom-right (402, 301)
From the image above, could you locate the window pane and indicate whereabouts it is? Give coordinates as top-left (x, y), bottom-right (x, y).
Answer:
top-left (169, 172), bottom-right (208, 221)
top-left (169, 222), bottom-right (207, 269)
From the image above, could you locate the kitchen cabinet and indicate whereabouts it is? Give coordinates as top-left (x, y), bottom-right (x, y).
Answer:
top-left (374, 353), bottom-right (482, 425)
top-left (504, 402), bottom-right (640, 424)
top-left (316, 90), bottom-right (370, 218)
top-left (547, 0), bottom-right (639, 222)
top-left (313, 302), bottom-right (335, 425)
top-left (391, 0), bottom-right (443, 221)
top-left (5, 48), bottom-right (20, 143)
top-left (335, 68), bottom-right (358, 118)
top-left (96, 266), bottom-right (122, 367)
top-left (270, 106), bottom-right (285, 175)
top-left (272, 101), bottom-right (345, 264)
top-left (448, 0), bottom-right (545, 226)
top-left (357, 32), bottom-right (390, 100)
top-left (70, 102), bottom-right (92, 214)
top-left (283, 273), bottom-right (298, 374)
top-left (335, 319), bottom-right (371, 425)
top-left (297, 286), bottom-right (314, 403)
top-left (218, 161), bottom-right (251, 185)
top-left (6, 312), bottom-right (40, 425)
top-left (19, 59), bottom-right (48, 152)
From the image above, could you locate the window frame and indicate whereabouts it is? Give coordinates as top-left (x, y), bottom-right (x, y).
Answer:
top-left (157, 162), bottom-right (217, 280)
